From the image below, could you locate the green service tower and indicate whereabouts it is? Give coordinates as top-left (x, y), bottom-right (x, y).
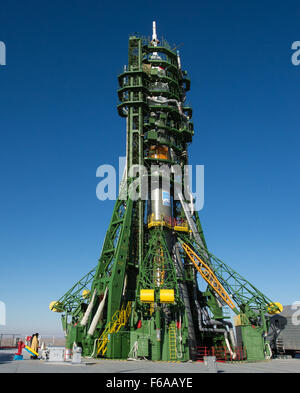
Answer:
top-left (50, 22), bottom-right (282, 362)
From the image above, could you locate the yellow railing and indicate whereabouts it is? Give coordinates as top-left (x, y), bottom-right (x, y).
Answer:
top-left (173, 222), bottom-right (189, 232)
top-left (147, 214), bottom-right (190, 232)
top-left (181, 242), bottom-right (236, 310)
top-left (97, 301), bottom-right (132, 356)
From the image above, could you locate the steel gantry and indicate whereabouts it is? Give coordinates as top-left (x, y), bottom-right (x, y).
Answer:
top-left (50, 22), bottom-right (281, 362)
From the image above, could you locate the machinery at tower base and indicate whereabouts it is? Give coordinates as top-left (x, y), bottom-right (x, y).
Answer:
top-left (50, 22), bottom-right (282, 362)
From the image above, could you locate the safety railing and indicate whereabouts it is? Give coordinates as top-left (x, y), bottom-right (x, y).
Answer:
top-left (97, 302), bottom-right (132, 356)
top-left (192, 346), bottom-right (247, 363)
top-left (147, 214), bottom-right (190, 232)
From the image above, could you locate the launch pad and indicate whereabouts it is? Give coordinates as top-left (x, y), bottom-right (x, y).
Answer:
top-left (50, 22), bottom-right (281, 363)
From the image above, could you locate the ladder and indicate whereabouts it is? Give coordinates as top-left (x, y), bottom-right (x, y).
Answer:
top-left (181, 241), bottom-right (236, 311)
top-left (169, 323), bottom-right (177, 361)
top-left (97, 302), bottom-right (132, 356)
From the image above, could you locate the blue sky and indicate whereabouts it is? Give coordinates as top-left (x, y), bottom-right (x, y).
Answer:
top-left (0, 0), bottom-right (299, 335)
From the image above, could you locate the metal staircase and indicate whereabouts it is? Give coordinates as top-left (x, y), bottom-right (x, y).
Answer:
top-left (97, 302), bottom-right (132, 356)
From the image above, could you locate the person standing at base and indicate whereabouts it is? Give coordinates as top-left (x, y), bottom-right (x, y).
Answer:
top-left (30, 333), bottom-right (39, 359)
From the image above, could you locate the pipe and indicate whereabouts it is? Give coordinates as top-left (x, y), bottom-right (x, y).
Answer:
top-left (218, 319), bottom-right (237, 349)
top-left (177, 191), bottom-right (211, 267)
top-left (198, 312), bottom-right (236, 359)
top-left (201, 307), bottom-right (224, 327)
top-left (192, 285), bottom-right (220, 331)
top-left (147, 96), bottom-right (189, 120)
top-left (87, 287), bottom-right (108, 336)
top-left (265, 342), bottom-right (272, 360)
top-left (80, 289), bottom-right (97, 327)
top-left (193, 285), bottom-right (237, 359)
top-left (192, 284), bottom-right (206, 330)
top-left (172, 243), bottom-right (197, 354)
top-left (224, 332), bottom-right (236, 359)
top-left (86, 338), bottom-right (98, 358)
top-left (122, 274), bottom-right (128, 297)
top-left (176, 313), bottom-right (183, 359)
